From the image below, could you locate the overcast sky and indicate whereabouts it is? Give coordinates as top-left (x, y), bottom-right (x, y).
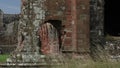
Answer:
top-left (0, 0), bottom-right (21, 14)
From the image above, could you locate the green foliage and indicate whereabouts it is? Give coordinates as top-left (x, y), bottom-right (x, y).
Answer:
top-left (0, 54), bottom-right (9, 62)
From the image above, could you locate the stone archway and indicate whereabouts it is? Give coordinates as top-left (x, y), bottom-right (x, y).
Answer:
top-left (38, 22), bottom-right (60, 55)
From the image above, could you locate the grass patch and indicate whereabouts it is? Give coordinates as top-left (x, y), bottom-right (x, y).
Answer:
top-left (0, 54), bottom-right (9, 62)
top-left (85, 62), bottom-right (120, 68)
top-left (55, 59), bottom-right (120, 68)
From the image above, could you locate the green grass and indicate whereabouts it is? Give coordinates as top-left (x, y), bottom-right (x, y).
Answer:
top-left (85, 62), bottom-right (120, 68)
top-left (55, 59), bottom-right (120, 68)
top-left (0, 54), bottom-right (119, 68)
top-left (0, 54), bottom-right (9, 62)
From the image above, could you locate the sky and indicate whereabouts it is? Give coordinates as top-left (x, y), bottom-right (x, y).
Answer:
top-left (0, 0), bottom-right (21, 14)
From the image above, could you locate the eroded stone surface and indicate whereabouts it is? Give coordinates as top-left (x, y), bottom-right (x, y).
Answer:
top-left (90, 0), bottom-right (105, 61)
top-left (10, 0), bottom-right (46, 63)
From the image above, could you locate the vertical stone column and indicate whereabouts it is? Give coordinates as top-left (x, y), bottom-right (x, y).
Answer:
top-left (76, 0), bottom-right (90, 52)
top-left (10, 0), bottom-right (46, 63)
top-left (71, 0), bottom-right (77, 52)
top-left (63, 0), bottom-right (77, 51)
top-left (90, 0), bottom-right (105, 61)
top-left (18, 0), bottom-right (45, 52)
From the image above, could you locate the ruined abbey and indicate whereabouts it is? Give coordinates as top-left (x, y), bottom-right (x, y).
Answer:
top-left (0, 0), bottom-right (108, 63)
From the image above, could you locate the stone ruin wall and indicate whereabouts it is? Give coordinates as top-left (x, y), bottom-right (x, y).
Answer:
top-left (18, 0), bottom-right (46, 52)
top-left (0, 14), bottom-right (19, 45)
top-left (0, 10), bottom-right (20, 53)
top-left (7, 0), bottom-right (90, 61)
top-left (19, 0), bottom-right (105, 55)
top-left (42, 0), bottom-right (105, 54)
top-left (0, 0), bottom-right (105, 56)
top-left (41, 0), bottom-right (90, 53)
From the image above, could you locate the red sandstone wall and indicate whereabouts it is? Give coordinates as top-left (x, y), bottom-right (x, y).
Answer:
top-left (21, 0), bottom-right (90, 53)
top-left (76, 0), bottom-right (90, 52)
top-left (44, 0), bottom-right (90, 52)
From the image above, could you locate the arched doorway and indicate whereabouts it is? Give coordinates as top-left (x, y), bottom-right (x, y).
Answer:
top-left (38, 20), bottom-right (62, 55)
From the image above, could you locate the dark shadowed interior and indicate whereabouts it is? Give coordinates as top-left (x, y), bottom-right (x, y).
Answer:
top-left (105, 0), bottom-right (120, 36)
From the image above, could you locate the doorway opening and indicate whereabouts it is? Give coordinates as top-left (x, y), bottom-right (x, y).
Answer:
top-left (39, 20), bottom-right (62, 54)
top-left (44, 20), bottom-right (62, 50)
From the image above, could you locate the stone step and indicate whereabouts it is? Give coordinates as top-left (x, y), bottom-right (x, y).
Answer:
top-left (0, 63), bottom-right (60, 68)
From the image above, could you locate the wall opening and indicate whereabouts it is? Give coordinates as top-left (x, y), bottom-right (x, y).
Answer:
top-left (44, 20), bottom-right (62, 50)
top-left (39, 20), bottom-right (62, 54)
top-left (105, 0), bottom-right (120, 36)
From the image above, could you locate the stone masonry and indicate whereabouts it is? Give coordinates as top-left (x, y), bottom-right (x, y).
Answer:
top-left (10, 0), bottom-right (46, 62)
top-left (7, 0), bottom-right (105, 63)
top-left (90, 0), bottom-right (105, 61)
top-left (0, 10), bottom-right (19, 53)
top-left (43, 0), bottom-right (90, 53)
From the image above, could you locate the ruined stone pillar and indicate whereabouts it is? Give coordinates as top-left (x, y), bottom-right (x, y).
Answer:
top-left (71, 0), bottom-right (77, 52)
top-left (10, 0), bottom-right (46, 63)
top-left (90, 0), bottom-right (105, 61)
top-left (18, 0), bottom-right (45, 52)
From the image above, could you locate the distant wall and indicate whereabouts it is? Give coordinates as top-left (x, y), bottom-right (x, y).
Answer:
top-left (0, 45), bottom-right (16, 54)
top-left (0, 10), bottom-right (19, 53)
top-left (0, 9), bottom-right (3, 28)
